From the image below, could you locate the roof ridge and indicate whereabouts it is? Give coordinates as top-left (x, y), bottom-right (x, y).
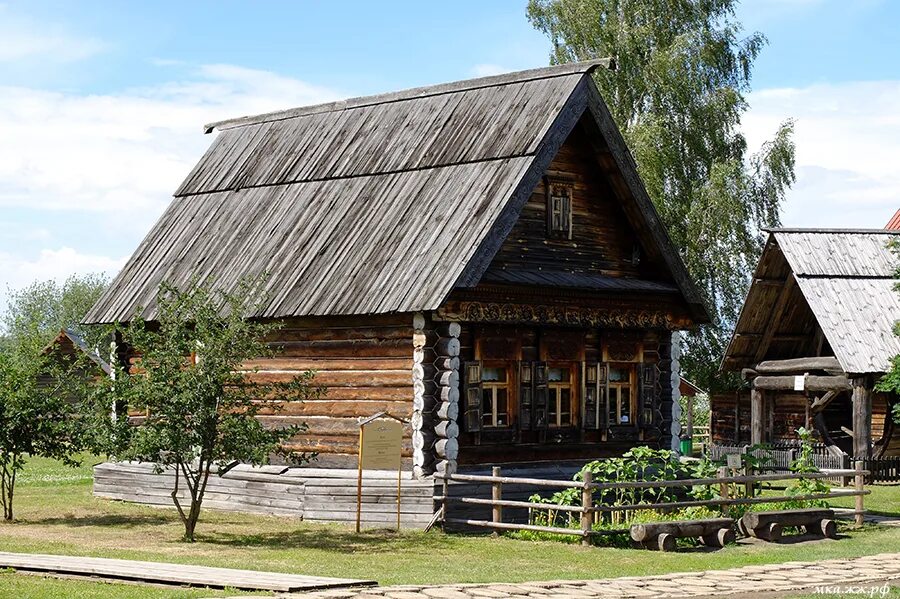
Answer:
top-left (767, 227), bottom-right (900, 234)
top-left (204, 58), bottom-right (614, 133)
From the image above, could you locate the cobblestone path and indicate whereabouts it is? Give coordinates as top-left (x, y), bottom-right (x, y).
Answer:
top-left (277, 552), bottom-right (900, 598)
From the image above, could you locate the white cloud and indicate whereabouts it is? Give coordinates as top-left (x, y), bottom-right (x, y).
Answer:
top-left (743, 80), bottom-right (900, 228)
top-left (0, 247), bottom-right (126, 311)
top-left (471, 64), bottom-right (511, 78)
top-left (0, 62), bottom-right (346, 308)
top-left (0, 5), bottom-right (106, 63)
top-left (0, 64), bottom-right (345, 217)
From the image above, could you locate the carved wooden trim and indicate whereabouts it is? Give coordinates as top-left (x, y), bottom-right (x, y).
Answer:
top-left (437, 301), bottom-right (678, 330)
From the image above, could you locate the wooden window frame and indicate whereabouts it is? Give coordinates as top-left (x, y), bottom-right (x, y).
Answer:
top-left (545, 177), bottom-right (573, 240)
top-left (607, 363), bottom-right (637, 427)
top-left (481, 362), bottom-right (513, 429)
top-left (547, 363), bottom-right (577, 428)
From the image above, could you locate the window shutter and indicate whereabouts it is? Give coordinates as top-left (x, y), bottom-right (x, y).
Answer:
top-left (582, 362), bottom-right (600, 430)
top-left (463, 361), bottom-right (483, 432)
top-left (519, 361), bottom-right (533, 431)
top-left (533, 361), bottom-right (549, 429)
top-left (598, 363), bottom-right (609, 430)
top-left (639, 363), bottom-right (659, 427)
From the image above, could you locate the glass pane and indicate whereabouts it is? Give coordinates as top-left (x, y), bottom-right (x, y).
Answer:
top-left (560, 388), bottom-right (571, 425)
top-left (496, 389), bottom-right (507, 426)
top-left (609, 367), bottom-right (629, 382)
top-left (620, 388), bottom-right (631, 423)
top-left (608, 387), bottom-right (617, 421)
top-left (482, 389), bottom-right (492, 415)
top-left (483, 367), bottom-right (506, 382)
top-left (548, 388), bottom-right (558, 420)
top-left (548, 367), bottom-right (569, 382)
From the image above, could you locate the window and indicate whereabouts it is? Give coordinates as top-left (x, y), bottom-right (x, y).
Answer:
top-left (481, 366), bottom-right (509, 427)
top-left (607, 365), bottom-right (635, 425)
top-left (546, 181), bottom-right (573, 239)
top-left (547, 366), bottom-right (573, 427)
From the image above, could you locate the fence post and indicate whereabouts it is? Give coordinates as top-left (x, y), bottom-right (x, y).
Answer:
top-left (743, 460), bottom-right (754, 499)
top-left (718, 466), bottom-right (730, 517)
top-left (855, 461), bottom-right (865, 527)
top-left (491, 466), bottom-right (502, 536)
top-left (581, 471), bottom-right (593, 546)
top-left (842, 454), bottom-right (851, 487)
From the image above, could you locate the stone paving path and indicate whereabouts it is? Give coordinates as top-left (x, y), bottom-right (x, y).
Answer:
top-left (256, 552), bottom-right (900, 598)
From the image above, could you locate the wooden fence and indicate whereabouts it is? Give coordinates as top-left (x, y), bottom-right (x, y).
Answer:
top-left (708, 444), bottom-right (900, 483)
top-left (435, 464), bottom-right (869, 543)
top-left (857, 456), bottom-right (900, 483)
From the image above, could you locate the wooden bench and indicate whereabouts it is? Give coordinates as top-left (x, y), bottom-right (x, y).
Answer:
top-left (630, 518), bottom-right (735, 552)
top-left (739, 508), bottom-right (837, 542)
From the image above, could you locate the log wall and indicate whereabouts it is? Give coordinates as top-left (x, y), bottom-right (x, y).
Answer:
top-left (93, 462), bottom-right (434, 528)
top-left (489, 121), bottom-right (668, 281)
top-left (247, 314), bottom-right (416, 469)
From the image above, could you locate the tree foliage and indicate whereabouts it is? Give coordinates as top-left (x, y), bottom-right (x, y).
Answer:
top-left (874, 239), bottom-right (900, 424)
top-left (1, 274), bottom-right (109, 353)
top-left (87, 281), bottom-right (320, 541)
top-left (527, 0), bottom-right (796, 391)
top-left (0, 275), bottom-right (103, 521)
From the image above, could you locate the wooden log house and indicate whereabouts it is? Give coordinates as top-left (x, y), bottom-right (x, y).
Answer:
top-left (84, 60), bottom-right (708, 486)
top-left (717, 229), bottom-right (900, 460)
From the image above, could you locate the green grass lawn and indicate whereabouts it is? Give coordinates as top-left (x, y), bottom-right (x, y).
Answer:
top-left (0, 456), bottom-right (897, 598)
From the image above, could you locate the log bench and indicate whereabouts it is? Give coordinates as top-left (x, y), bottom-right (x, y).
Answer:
top-left (739, 508), bottom-right (837, 542)
top-left (630, 518), bottom-right (735, 552)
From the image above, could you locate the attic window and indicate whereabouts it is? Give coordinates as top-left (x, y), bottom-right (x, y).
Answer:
top-left (546, 179), bottom-right (573, 240)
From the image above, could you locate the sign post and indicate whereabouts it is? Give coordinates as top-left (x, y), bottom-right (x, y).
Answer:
top-left (356, 412), bottom-right (405, 533)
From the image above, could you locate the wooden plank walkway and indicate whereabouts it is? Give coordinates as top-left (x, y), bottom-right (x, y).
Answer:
top-left (0, 552), bottom-right (376, 592)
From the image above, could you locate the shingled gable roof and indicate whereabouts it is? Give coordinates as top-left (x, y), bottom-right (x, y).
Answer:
top-left (723, 228), bottom-right (900, 375)
top-left (85, 60), bottom-right (708, 324)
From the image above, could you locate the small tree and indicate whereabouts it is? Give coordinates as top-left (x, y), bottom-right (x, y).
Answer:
top-left (0, 276), bottom-right (103, 521)
top-left (89, 281), bottom-right (317, 541)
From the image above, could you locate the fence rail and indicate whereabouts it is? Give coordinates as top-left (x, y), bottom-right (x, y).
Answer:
top-left (707, 444), bottom-right (900, 483)
top-left (435, 464), bottom-right (869, 542)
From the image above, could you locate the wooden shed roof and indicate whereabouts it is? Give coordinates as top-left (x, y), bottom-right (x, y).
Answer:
top-left (723, 229), bottom-right (900, 375)
top-left (85, 60), bottom-right (707, 324)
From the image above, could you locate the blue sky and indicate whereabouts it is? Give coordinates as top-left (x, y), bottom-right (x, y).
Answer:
top-left (1, 0), bottom-right (899, 307)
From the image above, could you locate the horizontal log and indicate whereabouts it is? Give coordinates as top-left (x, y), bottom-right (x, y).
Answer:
top-left (241, 357), bottom-right (411, 371)
top-left (752, 375), bottom-right (851, 392)
top-left (434, 357), bottom-right (460, 371)
top-left (434, 338), bottom-right (460, 357)
top-left (263, 326), bottom-right (413, 343)
top-left (246, 370), bottom-right (411, 388)
top-left (435, 438), bottom-right (459, 460)
top-left (439, 386), bottom-right (460, 403)
top-left (742, 508), bottom-right (834, 530)
top-left (272, 339), bottom-right (411, 358)
top-left (434, 460), bottom-right (456, 477)
top-left (436, 323), bottom-right (461, 338)
top-left (254, 399), bottom-right (412, 418)
top-left (755, 356), bottom-right (843, 375)
top-left (435, 370), bottom-right (459, 388)
top-left (434, 420), bottom-right (459, 439)
top-left (630, 518), bottom-right (734, 542)
top-left (413, 313), bottom-right (426, 331)
top-left (259, 416), bottom-right (410, 438)
top-left (436, 401), bottom-right (459, 421)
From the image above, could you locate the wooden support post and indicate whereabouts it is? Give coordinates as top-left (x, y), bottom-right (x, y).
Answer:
top-left (440, 475), bottom-right (449, 531)
top-left (491, 466), bottom-right (502, 536)
top-left (751, 387), bottom-right (764, 446)
top-left (855, 460), bottom-right (865, 527)
top-left (686, 394), bottom-right (694, 439)
top-left (743, 458), bottom-right (754, 499)
top-left (852, 377), bottom-right (872, 459)
top-left (717, 466), bottom-right (730, 517)
top-left (581, 471), bottom-right (593, 546)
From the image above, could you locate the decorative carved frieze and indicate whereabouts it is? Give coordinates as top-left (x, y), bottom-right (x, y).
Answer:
top-left (438, 301), bottom-right (678, 330)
